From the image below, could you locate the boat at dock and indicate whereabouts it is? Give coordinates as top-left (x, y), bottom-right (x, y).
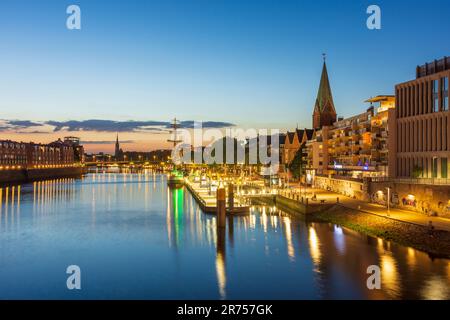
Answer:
top-left (166, 117), bottom-right (185, 189)
top-left (167, 169), bottom-right (185, 189)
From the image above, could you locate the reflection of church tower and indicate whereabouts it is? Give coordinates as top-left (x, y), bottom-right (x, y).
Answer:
top-left (312, 55), bottom-right (337, 130)
top-left (115, 133), bottom-right (120, 159)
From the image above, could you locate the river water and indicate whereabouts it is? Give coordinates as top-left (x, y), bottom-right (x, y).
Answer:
top-left (0, 172), bottom-right (449, 299)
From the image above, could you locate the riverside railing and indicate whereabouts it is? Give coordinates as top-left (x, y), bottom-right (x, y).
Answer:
top-left (369, 177), bottom-right (450, 185)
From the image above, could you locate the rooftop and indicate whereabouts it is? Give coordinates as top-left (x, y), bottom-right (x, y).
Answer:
top-left (416, 56), bottom-right (450, 78)
top-left (365, 95), bottom-right (395, 103)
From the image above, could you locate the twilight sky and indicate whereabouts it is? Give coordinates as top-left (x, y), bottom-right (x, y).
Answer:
top-left (1, 0), bottom-right (449, 152)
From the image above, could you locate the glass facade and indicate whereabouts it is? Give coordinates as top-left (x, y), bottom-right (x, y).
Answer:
top-left (433, 79), bottom-right (439, 112)
top-left (443, 77), bottom-right (449, 111)
top-left (441, 157), bottom-right (448, 179)
top-left (432, 157), bottom-right (438, 178)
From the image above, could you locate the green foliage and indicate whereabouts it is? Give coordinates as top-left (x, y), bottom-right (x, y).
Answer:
top-left (411, 165), bottom-right (423, 178)
top-left (287, 147), bottom-right (306, 180)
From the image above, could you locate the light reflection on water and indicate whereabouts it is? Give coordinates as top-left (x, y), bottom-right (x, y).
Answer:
top-left (0, 172), bottom-right (449, 300)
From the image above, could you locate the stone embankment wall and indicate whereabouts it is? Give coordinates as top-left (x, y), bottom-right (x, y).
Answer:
top-left (315, 175), bottom-right (368, 201)
top-left (0, 167), bottom-right (87, 184)
top-left (369, 181), bottom-right (450, 219)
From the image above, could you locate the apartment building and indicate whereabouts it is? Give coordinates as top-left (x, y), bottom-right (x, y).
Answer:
top-left (307, 96), bottom-right (395, 180)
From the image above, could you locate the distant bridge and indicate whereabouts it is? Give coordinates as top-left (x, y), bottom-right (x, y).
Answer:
top-left (84, 161), bottom-right (162, 167)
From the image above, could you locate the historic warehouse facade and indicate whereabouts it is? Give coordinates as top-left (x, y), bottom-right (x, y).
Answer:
top-left (0, 137), bottom-right (84, 169)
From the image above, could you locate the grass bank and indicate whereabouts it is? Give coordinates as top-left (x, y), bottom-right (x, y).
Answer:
top-left (310, 205), bottom-right (450, 259)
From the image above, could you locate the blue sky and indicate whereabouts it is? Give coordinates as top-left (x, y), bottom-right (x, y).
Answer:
top-left (0, 0), bottom-right (449, 147)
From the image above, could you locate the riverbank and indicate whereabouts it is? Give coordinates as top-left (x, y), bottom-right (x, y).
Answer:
top-left (0, 166), bottom-right (87, 185)
top-left (309, 205), bottom-right (450, 259)
top-left (251, 194), bottom-right (450, 258)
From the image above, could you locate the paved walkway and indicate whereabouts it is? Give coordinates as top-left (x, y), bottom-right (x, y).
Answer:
top-left (288, 186), bottom-right (450, 232)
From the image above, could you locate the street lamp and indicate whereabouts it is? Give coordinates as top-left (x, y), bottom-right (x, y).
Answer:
top-left (386, 187), bottom-right (391, 216)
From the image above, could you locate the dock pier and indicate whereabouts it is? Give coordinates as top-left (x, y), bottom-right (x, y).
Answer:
top-left (184, 179), bottom-right (250, 215)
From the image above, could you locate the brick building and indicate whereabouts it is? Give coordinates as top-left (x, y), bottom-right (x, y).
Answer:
top-left (0, 137), bottom-right (83, 169)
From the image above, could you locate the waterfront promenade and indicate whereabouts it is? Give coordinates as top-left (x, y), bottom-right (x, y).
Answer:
top-left (289, 186), bottom-right (450, 232)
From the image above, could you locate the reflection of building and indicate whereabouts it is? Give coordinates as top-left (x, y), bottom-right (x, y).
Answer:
top-left (0, 137), bottom-right (83, 168)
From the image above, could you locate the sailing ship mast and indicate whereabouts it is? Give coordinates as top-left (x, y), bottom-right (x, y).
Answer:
top-left (166, 118), bottom-right (185, 188)
top-left (167, 117), bottom-right (183, 150)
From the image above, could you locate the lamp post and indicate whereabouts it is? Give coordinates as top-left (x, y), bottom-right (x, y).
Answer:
top-left (386, 187), bottom-right (391, 216)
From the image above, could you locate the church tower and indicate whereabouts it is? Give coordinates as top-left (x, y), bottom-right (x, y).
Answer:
top-left (312, 55), bottom-right (337, 130)
top-left (115, 133), bottom-right (120, 159)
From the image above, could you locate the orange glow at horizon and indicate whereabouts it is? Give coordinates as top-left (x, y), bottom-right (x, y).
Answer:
top-left (0, 130), bottom-right (174, 153)
top-left (1, 127), bottom-right (231, 153)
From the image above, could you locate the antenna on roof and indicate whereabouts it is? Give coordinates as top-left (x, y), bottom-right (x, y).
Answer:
top-left (322, 53), bottom-right (327, 62)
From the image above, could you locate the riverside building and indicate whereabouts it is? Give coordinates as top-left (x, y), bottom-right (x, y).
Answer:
top-left (368, 57), bottom-right (450, 217)
top-left (0, 137), bottom-right (83, 169)
top-left (306, 96), bottom-right (395, 198)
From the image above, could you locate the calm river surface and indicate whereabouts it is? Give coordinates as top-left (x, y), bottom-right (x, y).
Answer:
top-left (0, 172), bottom-right (449, 299)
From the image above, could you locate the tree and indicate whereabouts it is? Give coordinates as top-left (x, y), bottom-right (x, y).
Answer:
top-left (288, 146), bottom-right (306, 181)
top-left (411, 165), bottom-right (423, 178)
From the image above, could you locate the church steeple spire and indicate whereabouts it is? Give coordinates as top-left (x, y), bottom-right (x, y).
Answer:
top-left (313, 55), bottom-right (337, 129)
top-left (115, 133), bottom-right (120, 159)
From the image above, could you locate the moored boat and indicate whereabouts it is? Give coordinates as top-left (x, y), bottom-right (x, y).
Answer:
top-left (167, 169), bottom-right (184, 188)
